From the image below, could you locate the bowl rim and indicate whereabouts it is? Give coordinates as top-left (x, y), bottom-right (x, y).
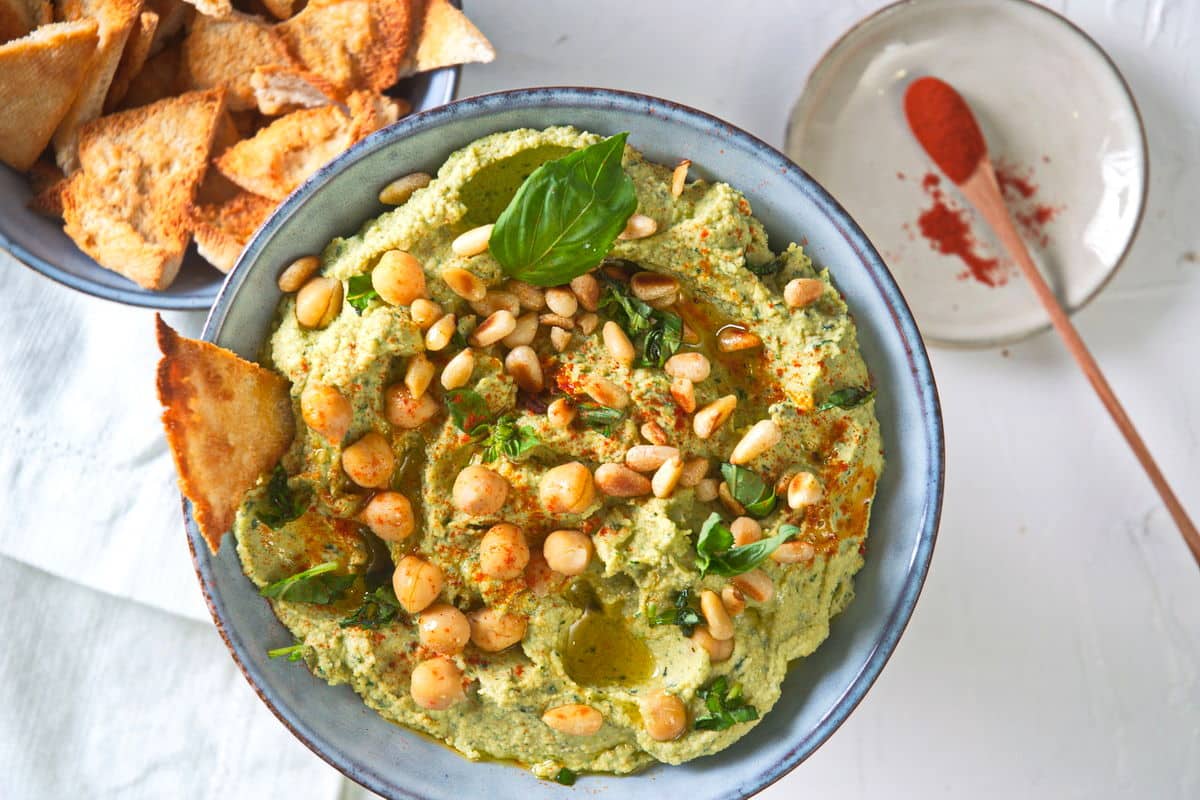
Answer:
top-left (1, 68), bottom-right (462, 311)
top-left (191, 85), bottom-right (945, 799)
top-left (785, 0), bottom-right (1150, 349)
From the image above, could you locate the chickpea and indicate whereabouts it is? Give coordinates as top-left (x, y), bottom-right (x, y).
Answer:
top-left (468, 607), bottom-right (527, 652)
top-left (409, 657), bottom-right (465, 711)
top-left (341, 432), bottom-right (394, 488)
top-left (295, 276), bottom-right (343, 329)
top-left (359, 491), bottom-right (415, 541)
top-left (542, 704), bottom-right (603, 736)
top-left (641, 690), bottom-right (687, 741)
top-left (690, 627), bottom-right (734, 663)
top-left (418, 603), bottom-right (471, 656)
top-left (393, 555), bottom-right (443, 614)
top-left (452, 465), bottom-right (509, 516)
top-left (542, 530), bottom-right (593, 576)
top-left (478, 523), bottom-right (529, 580)
top-left (300, 383), bottom-right (352, 443)
top-left (372, 250), bottom-right (427, 306)
top-left (383, 383), bottom-right (440, 429)
top-left (538, 462), bottom-right (596, 514)
top-left (524, 549), bottom-right (560, 596)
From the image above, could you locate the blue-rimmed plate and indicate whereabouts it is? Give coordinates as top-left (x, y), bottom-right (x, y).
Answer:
top-left (189, 87), bottom-right (944, 799)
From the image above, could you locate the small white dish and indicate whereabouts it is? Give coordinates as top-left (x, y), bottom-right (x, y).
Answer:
top-left (785, 0), bottom-right (1146, 347)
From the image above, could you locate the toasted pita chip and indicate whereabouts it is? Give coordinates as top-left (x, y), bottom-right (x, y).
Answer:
top-left (28, 160), bottom-right (68, 217)
top-left (0, 0), bottom-right (40, 41)
top-left (250, 65), bottom-right (341, 115)
top-left (345, 89), bottom-right (405, 141)
top-left (259, 0), bottom-right (294, 20)
top-left (277, 0), bottom-right (413, 93)
top-left (0, 20), bottom-right (99, 171)
top-left (53, 0), bottom-right (144, 173)
top-left (61, 89), bottom-right (225, 290)
top-left (156, 316), bottom-right (295, 553)
top-left (119, 44), bottom-right (180, 109)
top-left (193, 109), bottom-right (244, 205)
top-left (190, 190), bottom-right (275, 272)
top-left (180, 0), bottom-right (230, 17)
top-left (407, 0), bottom-right (494, 75)
top-left (180, 11), bottom-right (298, 111)
top-left (105, 11), bottom-right (159, 112)
top-left (145, 0), bottom-right (189, 56)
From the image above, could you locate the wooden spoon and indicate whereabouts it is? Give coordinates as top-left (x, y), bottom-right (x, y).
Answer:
top-left (904, 76), bottom-right (1200, 566)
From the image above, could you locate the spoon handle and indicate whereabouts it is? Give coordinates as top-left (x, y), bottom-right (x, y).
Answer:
top-left (962, 162), bottom-right (1200, 566)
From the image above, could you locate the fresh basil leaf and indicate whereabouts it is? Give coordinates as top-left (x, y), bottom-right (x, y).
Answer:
top-left (745, 254), bottom-right (783, 276)
top-left (640, 311), bottom-right (682, 368)
top-left (599, 277), bottom-right (683, 368)
top-left (695, 514), bottom-right (798, 577)
top-left (646, 588), bottom-right (703, 636)
top-left (553, 768), bottom-right (578, 786)
top-left (339, 585), bottom-right (403, 629)
top-left (576, 402), bottom-right (624, 436)
top-left (694, 676), bottom-right (759, 731)
top-left (260, 562), bottom-right (356, 604)
top-left (817, 386), bottom-right (876, 411)
top-left (254, 466), bottom-right (310, 529)
top-left (345, 274), bottom-right (378, 314)
top-left (267, 642), bottom-right (307, 662)
top-left (444, 388), bottom-right (491, 433)
top-left (490, 133), bottom-right (638, 286)
top-left (695, 513), bottom-right (735, 575)
top-left (599, 279), bottom-right (656, 337)
top-left (720, 463), bottom-right (776, 519)
top-left (481, 413), bottom-right (539, 463)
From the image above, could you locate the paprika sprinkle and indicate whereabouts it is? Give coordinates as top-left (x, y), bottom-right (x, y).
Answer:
top-left (903, 76), bottom-right (986, 184)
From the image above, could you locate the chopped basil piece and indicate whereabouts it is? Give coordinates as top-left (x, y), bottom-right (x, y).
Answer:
top-left (553, 767), bottom-right (578, 786)
top-left (694, 513), bottom-right (799, 577)
top-left (267, 642), bottom-right (307, 662)
top-left (576, 402), bottom-right (624, 436)
top-left (598, 277), bottom-right (683, 369)
top-left (694, 676), bottom-right (759, 731)
top-left (444, 388), bottom-right (491, 435)
top-left (481, 413), bottom-right (539, 463)
top-left (260, 562), bottom-right (355, 604)
top-left (254, 465), bottom-right (310, 529)
top-left (745, 254), bottom-right (783, 276)
top-left (719, 463), bottom-right (776, 519)
top-left (490, 133), bottom-right (638, 286)
top-left (817, 386), bottom-right (875, 411)
top-left (646, 588), bottom-right (703, 636)
top-left (345, 274), bottom-right (378, 314)
top-left (339, 585), bottom-right (403, 629)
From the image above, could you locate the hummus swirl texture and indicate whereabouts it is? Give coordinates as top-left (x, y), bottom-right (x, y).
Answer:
top-left (233, 127), bottom-right (882, 778)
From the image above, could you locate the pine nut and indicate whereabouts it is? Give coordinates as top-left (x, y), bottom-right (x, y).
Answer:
top-left (729, 419), bottom-right (782, 465)
top-left (539, 313), bottom-right (574, 330)
top-left (630, 271), bottom-right (678, 302)
top-left (295, 276), bottom-right (343, 329)
top-left (451, 223), bottom-right (493, 257)
top-left (693, 394), bottom-right (737, 439)
top-left (547, 398), bottom-right (576, 428)
top-left (470, 290), bottom-right (519, 318)
top-left (584, 376), bottom-right (629, 409)
top-left (405, 353), bottom-right (435, 399)
top-left (670, 377), bottom-right (696, 413)
top-left (691, 627), bottom-right (733, 662)
top-left (717, 326), bottom-right (762, 352)
top-left (671, 159), bottom-right (691, 198)
top-left (679, 456), bottom-right (709, 487)
top-left (469, 309), bottom-right (517, 347)
top-left (378, 172), bottom-right (431, 205)
top-left (721, 584), bottom-right (746, 616)
top-left (501, 312), bottom-right (539, 348)
top-left (640, 421), bottom-right (668, 445)
top-left (772, 539), bottom-right (816, 564)
top-left (718, 481), bottom-right (746, 516)
top-left (442, 267), bottom-right (487, 302)
top-left (440, 348), bottom-right (475, 390)
top-left (594, 463), bottom-right (652, 497)
top-left (694, 478), bottom-right (718, 502)
top-left (784, 278), bottom-right (825, 309)
top-left (570, 273), bottom-right (600, 311)
top-left (787, 471), bottom-right (824, 509)
top-left (700, 589), bottom-right (734, 640)
top-left (577, 312), bottom-right (599, 335)
top-left (664, 352), bottom-right (710, 382)
top-left (730, 516), bottom-right (762, 546)
top-left (424, 313), bottom-right (456, 351)
top-left (545, 287), bottom-right (578, 317)
top-left (508, 280), bottom-right (545, 310)
top-left (618, 213), bottom-right (658, 240)
top-left (278, 255), bottom-right (320, 292)
top-left (542, 704), bottom-right (603, 736)
top-left (410, 298), bottom-right (443, 329)
top-left (652, 455), bottom-right (684, 498)
top-left (602, 321), bottom-right (635, 367)
top-left (504, 345), bottom-right (544, 393)
top-left (625, 445), bottom-right (680, 473)
top-left (549, 326), bottom-right (572, 352)
top-left (647, 291), bottom-right (679, 310)
top-left (731, 569), bottom-right (774, 603)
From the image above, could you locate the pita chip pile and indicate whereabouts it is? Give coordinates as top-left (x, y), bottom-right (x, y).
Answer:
top-left (1, 0), bottom-right (494, 289)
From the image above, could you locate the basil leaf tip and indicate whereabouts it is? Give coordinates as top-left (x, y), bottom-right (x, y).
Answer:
top-left (719, 463), bottom-right (776, 519)
top-left (694, 676), bottom-right (759, 731)
top-left (817, 386), bottom-right (875, 411)
top-left (254, 465), bottom-right (310, 529)
top-left (490, 133), bottom-right (637, 287)
top-left (345, 274), bottom-right (378, 314)
top-left (260, 562), bottom-right (356, 604)
top-left (694, 513), bottom-right (799, 577)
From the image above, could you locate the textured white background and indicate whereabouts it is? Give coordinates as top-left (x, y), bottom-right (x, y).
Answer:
top-left (2, 1), bottom-right (1197, 798)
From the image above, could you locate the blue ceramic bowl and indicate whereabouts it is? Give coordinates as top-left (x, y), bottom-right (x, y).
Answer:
top-left (189, 87), bottom-right (944, 799)
top-left (0, 70), bottom-right (459, 310)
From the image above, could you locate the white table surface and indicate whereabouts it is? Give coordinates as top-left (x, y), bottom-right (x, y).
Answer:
top-left (3, 1), bottom-right (1198, 798)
